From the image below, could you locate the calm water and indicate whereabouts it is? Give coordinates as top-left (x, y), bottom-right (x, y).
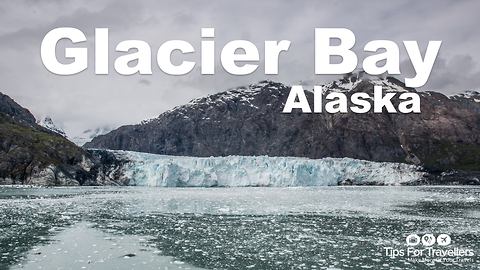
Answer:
top-left (0, 186), bottom-right (479, 269)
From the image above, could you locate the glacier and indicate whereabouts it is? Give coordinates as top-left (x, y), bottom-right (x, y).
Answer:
top-left (111, 151), bottom-right (424, 187)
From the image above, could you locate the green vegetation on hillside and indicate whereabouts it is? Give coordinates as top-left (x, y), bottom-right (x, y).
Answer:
top-left (412, 142), bottom-right (480, 171)
top-left (0, 112), bottom-right (85, 182)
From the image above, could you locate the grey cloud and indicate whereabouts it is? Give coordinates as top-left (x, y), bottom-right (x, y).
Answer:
top-left (50, 2), bottom-right (145, 34)
top-left (0, 1), bottom-right (145, 50)
top-left (422, 55), bottom-right (480, 94)
top-left (394, 54), bottom-right (480, 94)
top-left (139, 79), bottom-right (151, 86)
top-left (0, 0), bottom-right (479, 139)
top-left (171, 12), bottom-right (196, 29)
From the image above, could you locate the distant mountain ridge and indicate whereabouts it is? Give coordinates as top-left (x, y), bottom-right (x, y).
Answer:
top-left (72, 127), bottom-right (112, 146)
top-left (37, 116), bottom-right (67, 137)
top-left (85, 76), bottom-right (480, 172)
top-left (449, 91), bottom-right (480, 115)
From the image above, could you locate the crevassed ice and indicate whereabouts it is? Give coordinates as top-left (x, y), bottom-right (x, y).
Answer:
top-left (115, 151), bottom-right (424, 187)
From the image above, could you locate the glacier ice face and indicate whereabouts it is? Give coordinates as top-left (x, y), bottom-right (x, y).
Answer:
top-left (112, 151), bottom-right (424, 187)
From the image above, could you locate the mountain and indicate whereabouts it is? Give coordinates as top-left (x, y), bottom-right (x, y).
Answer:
top-left (85, 75), bottom-right (480, 172)
top-left (0, 92), bottom-right (126, 186)
top-left (72, 127), bottom-right (112, 146)
top-left (0, 92), bottom-right (36, 123)
top-left (449, 91), bottom-right (480, 115)
top-left (36, 116), bottom-right (67, 137)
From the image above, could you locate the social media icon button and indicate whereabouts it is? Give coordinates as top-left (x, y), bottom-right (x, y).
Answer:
top-left (406, 234), bottom-right (420, 246)
top-left (437, 234), bottom-right (451, 246)
top-left (422, 234), bottom-right (435, 246)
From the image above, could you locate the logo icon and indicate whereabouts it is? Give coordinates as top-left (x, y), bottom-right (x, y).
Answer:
top-left (422, 234), bottom-right (436, 246)
top-left (406, 234), bottom-right (420, 246)
top-left (437, 234), bottom-right (451, 246)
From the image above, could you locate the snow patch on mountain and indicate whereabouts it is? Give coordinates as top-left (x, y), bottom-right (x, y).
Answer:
top-left (36, 116), bottom-right (67, 137)
top-left (450, 90), bottom-right (480, 100)
top-left (137, 80), bottom-right (287, 125)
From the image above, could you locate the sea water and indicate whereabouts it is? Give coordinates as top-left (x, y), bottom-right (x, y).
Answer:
top-left (0, 186), bottom-right (478, 269)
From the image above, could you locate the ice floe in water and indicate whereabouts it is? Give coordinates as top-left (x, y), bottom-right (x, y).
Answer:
top-left (115, 151), bottom-right (424, 187)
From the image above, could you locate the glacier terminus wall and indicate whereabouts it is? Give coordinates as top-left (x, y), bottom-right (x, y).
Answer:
top-left (112, 151), bottom-right (424, 187)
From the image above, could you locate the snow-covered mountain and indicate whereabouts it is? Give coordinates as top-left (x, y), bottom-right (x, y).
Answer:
top-left (72, 127), bottom-right (112, 146)
top-left (449, 90), bottom-right (480, 115)
top-left (35, 116), bottom-right (114, 147)
top-left (85, 75), bottom-right (480, 172)
top-left (36, 116), bottom-right (67, 137)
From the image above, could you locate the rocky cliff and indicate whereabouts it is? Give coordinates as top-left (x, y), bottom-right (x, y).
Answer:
top-left (85, 76), bottom-right (480, 173)
top-left (0, 92), bottom-right (127, 186)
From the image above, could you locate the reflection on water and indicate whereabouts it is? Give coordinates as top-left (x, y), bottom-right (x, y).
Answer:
top-left (10, 221), bottom-right (203, 270)
top-left (0, 186), bottom-right (479, 269)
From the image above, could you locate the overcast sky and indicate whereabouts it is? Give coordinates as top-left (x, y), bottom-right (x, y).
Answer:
top-left (1, 0), bottom-right (480, 139)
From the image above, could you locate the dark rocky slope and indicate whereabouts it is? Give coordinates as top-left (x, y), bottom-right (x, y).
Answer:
top-left (86, 76), bottom-right (480, 174)
top-left (0, 92), bottom-right (126, 186)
